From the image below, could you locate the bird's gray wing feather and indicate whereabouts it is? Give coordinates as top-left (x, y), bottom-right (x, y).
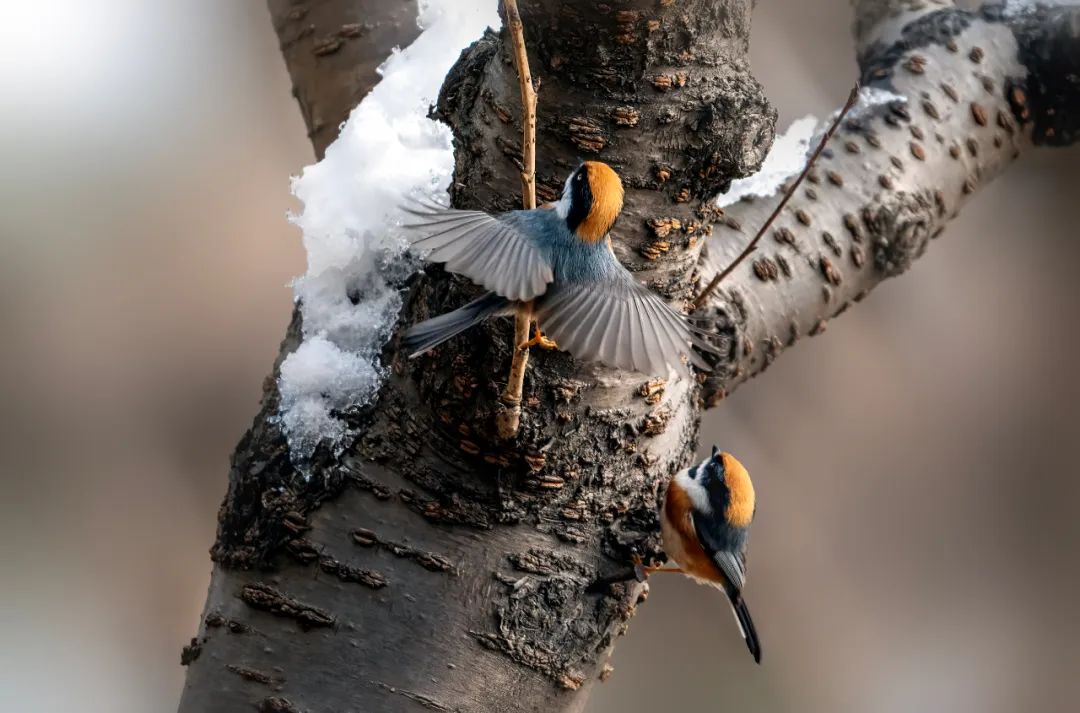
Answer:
top-left (690, 509), bottom-right (747, 592)
top-left (712, 550), bottom-right (747, 592)
top-left (535, 275), bottom-right (720, 375)
top-left (402, 204), bottom-right (553, 302)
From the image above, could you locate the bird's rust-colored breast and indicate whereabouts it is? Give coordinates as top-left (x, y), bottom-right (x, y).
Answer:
top-left (663, 479), bottom-right (725, 584)
top-left (721, 452), bottom-right (755, 529)
top-left (577, 161), bottom-right (624, 243)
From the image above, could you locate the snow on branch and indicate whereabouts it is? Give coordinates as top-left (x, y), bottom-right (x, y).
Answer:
top-left (718, 88), bottom-right (906, 208)
top-left (716, 115), bottom-right (818, 207)
top-left (277, 0), bottom-right (498, 461)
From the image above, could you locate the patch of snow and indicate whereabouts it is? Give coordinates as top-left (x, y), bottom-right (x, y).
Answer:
top-left (716, 115), bottom-right (819, 207)
top-left (850, 86), bottom-right (907, 119)
top-left (716, 86), bottom-right (907, 207)
top-left (278, 336), bottom-right (383, 452)
top-left (857, 85), bottom-right (906, 105)
top-left (277, 0), bottom-right (499, 461)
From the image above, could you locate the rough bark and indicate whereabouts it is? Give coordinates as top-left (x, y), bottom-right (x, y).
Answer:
top-left (179, 1), bottom-right (1080, 712)
top-left (268, 0), bottom-right (422, 159)
top-left (697, 0), bottom-right (1080, 405)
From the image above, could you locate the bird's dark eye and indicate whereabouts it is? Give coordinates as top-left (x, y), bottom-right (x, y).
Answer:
top-left (575, 173), bottom-right (583, 181)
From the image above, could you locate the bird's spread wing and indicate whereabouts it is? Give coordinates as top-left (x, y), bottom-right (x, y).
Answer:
top-left (534, 274), bottom-right (720, 375)
top-left (402, 201), bottom-right (554, 302)
top-left (690, 509), bottom-right (748, 592)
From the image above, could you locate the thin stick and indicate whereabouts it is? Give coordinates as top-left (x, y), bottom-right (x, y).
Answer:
top-left (496, 305), bottom-right (532, 439)
top-left (502, 304), bottom-right (532, 406)
top-left (497, 0), bottom-right (538, 440)
top-left (504, 0), bottom-right (537, 210)
top-left (692, 84), bottom-right (861, 310)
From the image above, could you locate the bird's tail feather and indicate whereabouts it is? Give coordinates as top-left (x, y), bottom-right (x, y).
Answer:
top-left (729, 595), bottom-right (762, 664)
top-left (402, 292), bottom-right (511, 358)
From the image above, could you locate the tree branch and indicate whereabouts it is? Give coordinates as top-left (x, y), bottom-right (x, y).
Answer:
top-left (696, 0), bottom-right (1080, 406)
top-left (267, 0), bottom-right (421, 159)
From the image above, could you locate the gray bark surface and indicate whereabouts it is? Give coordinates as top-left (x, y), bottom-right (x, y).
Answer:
top-left (178, 2), bottom-right (1080, 712)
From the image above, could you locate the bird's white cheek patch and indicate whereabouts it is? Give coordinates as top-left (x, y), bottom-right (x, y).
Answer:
top-left (674, 467), bottom-right (712, 516)
top-left (554, 178), bottom-right (573, 219)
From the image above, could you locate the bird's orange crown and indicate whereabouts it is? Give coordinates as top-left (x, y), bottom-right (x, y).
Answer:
top-left (720, 452), bottom-right (755, 529)
top-left (564, 161), bottom-right (624, 243)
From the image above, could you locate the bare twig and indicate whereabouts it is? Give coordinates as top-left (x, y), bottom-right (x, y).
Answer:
top-left (693, 84), bottom-right (860, 309)
top-left (504, 0), bottom-right (537, 209)
top-left (495, 302), bottom-right (533, 438)
top-left (496, 0), bottom-right (538, 440)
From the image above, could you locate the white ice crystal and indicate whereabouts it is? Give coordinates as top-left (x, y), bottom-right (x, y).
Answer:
top-left (717, 86), bottom-right (907, 207)
top-left (277, 0), bottom-right (499, 460)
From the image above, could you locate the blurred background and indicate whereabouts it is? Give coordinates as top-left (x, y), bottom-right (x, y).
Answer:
top-left (2, 2), bottom-right (1078, 712)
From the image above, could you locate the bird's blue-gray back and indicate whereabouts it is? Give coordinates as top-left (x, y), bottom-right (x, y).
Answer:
top-left (503, 209), bottom-right (615, 284)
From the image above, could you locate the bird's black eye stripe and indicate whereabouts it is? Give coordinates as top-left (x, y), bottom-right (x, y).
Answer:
top-left (565, 167), bottom-right (593, 233)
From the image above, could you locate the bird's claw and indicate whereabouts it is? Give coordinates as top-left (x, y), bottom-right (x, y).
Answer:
top-left (518, 327), bottom-right (559, 351)
top-left (631, 553), bottom-right (648, 583)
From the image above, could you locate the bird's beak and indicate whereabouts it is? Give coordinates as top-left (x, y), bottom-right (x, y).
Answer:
top-left (711, 445), bottom-right (720, 458)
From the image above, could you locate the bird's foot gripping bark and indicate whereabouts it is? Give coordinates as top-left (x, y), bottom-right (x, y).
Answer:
top-left (519, 325), bottom-right (559, 351)
top-left (630, 552), bottom-right (682, 582)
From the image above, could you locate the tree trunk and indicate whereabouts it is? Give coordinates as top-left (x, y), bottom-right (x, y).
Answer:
top-left (178, 1), bottom-right (1080, 712)
top-left (181, 1), bottom-right (771, 711)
